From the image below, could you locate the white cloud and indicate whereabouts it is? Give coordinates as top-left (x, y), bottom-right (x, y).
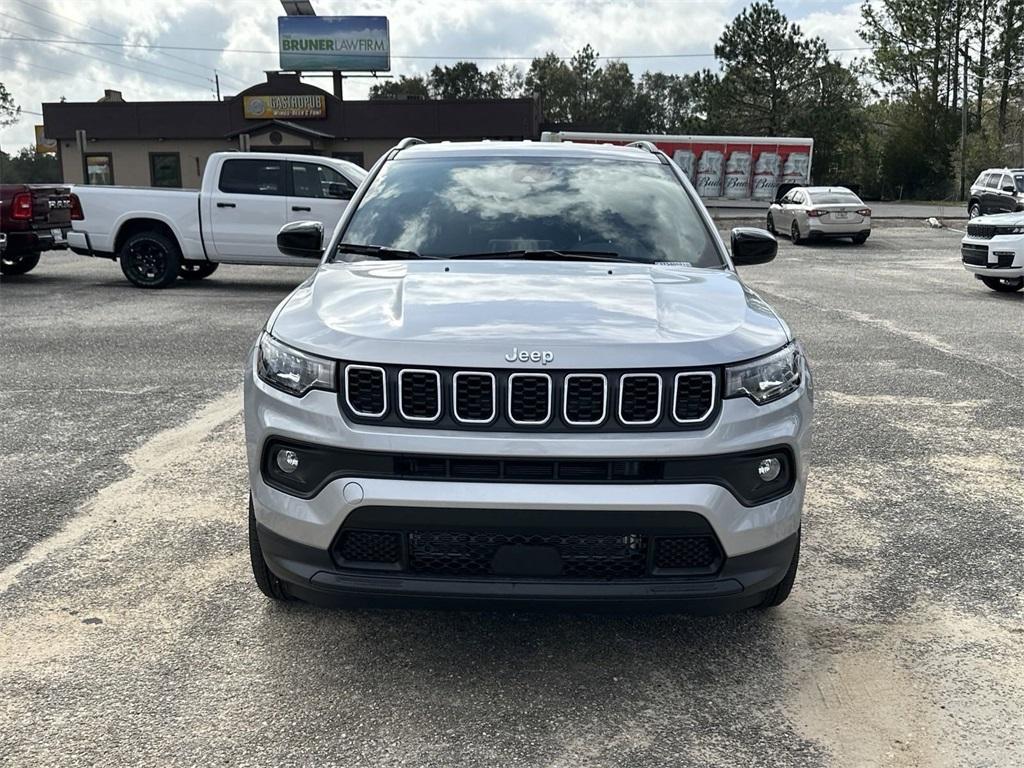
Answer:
top-left (1, 0), bottom-right (863, 151)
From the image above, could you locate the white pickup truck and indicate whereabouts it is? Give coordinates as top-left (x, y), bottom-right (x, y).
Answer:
top-left (68, 151), bottom-right (366, 288)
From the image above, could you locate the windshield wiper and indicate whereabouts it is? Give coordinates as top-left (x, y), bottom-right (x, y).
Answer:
top-left (336, 243), bottom-right (440, 261)
top-left (445, 249), bottom-right (629, 263)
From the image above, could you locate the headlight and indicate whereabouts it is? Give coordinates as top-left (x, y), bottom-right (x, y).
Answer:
top-left (256, 332), bottom-right (336, 396)
top-left (997, 226), bottom-right (1024, 235)
top-left (724, 343), bottom-right (802, 404)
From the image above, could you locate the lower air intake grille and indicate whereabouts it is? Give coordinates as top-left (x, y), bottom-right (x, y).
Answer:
top-left (653, 536), bottom-right (721, 572)
top-left (336, 529), bottom-right (401, 564)
top-left (407, 531), bottom-right (648, 579)
top-left (961, 243), bottom-right (988, 266)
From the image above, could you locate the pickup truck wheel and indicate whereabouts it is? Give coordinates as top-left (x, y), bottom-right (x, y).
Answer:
top-left (179, 260), bottom-right (219, 281)
top-left (980, 276), bottom-right (1024, 293)
top-left (0, 251), bottom-right (41, 276)
top-left (758, 529), bottom-right (800, 609)
top-left (119, 231), bottom-right (180, 289)
top-left (249, 496), bottom-right (292, 602)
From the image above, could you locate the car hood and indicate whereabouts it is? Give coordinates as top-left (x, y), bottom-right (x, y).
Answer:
top-left (269, 260), bottom-right (791, 368)
top-left (973, 212), bottom-right (1024, 225)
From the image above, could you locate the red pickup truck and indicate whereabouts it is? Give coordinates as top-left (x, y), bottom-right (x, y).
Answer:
top-left (0, 184), bottom-right (78, 275)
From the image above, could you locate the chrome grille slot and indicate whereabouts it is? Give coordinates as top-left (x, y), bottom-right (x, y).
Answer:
top-left (563, 374), bottom-right (607, 425)
top-left (398, 369), bottom-right (441, 422)
top-left (453, 371), bottom-right (496, 424)
top-left (507, 373), bottom-right (552, 425)
top-left (345, 365), bottom-right (386, 418)
top-left (673, 372), bottom-right (716, 423)
top-left (618, 374), bottom-right (663, 425)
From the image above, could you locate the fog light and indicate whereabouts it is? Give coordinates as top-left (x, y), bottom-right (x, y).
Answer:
top-left (757, 457), bottom-right (782, 482)
top-left (276, 449), bottom-right (300, 474)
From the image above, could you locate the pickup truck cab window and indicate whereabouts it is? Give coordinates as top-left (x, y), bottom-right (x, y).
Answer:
top-left (290, 162), bottom-right (355, 199)
top-left (339, 156), bottom-right (723, 267)
top-left (218, 159), bottom-right (285, 196)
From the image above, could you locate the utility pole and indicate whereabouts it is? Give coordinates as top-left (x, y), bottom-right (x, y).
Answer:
top-left (215, 71), bottom-right (221, 101)
top-left (960, 46), bottom-right (969, 201)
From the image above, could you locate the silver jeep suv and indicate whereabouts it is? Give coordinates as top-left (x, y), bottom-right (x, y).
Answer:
top-left (244, 139), bottom-right (813, 612)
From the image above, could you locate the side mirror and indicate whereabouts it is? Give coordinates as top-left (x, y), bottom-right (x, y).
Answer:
top-left (327, 182), bottom-right (353, 200)
top-left (730, 227), bottom-right (777, 266)
top-left (1003, 185), bottom-right (1016, 193)
top-left (277, 220), bottom-right (324, 259)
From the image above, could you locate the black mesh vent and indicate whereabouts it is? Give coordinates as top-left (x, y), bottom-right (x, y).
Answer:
top-left (995, 252), bottom-right (1015, 268)
top-left (407, 531), bottom-right (648, 579)
top-left (346, 366), bottom-right (385, 416)
top-left (509, 374), bottom-right (551, 424)
top-left (961, 243), bottom-right (988, 266)
top-left (674, 374), bottom-right (715, 422)
top-left (454, 373), bottom-right (495, 423)
top-left (619, 375), bottom-right (662, 424)
top-left (966, 223), bottom-right (995, 239)
top-left (653, 536), bottom-right (721, 572)
top-left (564, 375), bottom-right (606, 424)
top-left (337, 530), bottom-right (401, 564)
top-left (400, 370), bottom-right (440, 420)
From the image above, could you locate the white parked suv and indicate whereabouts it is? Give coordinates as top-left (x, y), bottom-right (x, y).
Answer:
top-left (961, 214), bottom-right (1024, 293)
top-left (244, 139), bottom-right (814, 612)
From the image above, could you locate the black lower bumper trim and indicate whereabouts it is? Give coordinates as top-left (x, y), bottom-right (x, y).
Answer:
top-left (257, 523), bottom-right (798, 613)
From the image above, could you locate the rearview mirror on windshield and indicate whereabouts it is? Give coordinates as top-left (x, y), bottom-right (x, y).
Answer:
top-left (730, 227), bottom-right (777, 266)
top-left (277, 221), bottom-right (324, 259)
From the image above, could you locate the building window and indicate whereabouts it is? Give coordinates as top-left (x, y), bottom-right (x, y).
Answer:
top-left (83, 153), bottom-right (114, 185)
top-left (149, 152), bottom-right (182, 188)
top-left (217, 159), bottom-right (285, 195)
top-left (290, 161), bottom-right (355, 199)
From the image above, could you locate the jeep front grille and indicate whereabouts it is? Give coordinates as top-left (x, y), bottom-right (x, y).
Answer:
top-left (341, 364), bottom-right (719, 432)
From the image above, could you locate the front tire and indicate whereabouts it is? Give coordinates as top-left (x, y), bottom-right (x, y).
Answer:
top-left (179, 260), bottom-right (219, 281)
top-left (760, 530), bottom-right (800, 608)
top-left (766, 213), bottom-right (776, 235)
top-left (119, 231), bottom-right (180, 289)
top-left (0, 250), bottom-right (41, 275)
top-left (969, 203), bottom-right (981, 219)
top-left (249, 496), bottom-right (292, 602)
top-left (790, 221), bottom-right (804, 245)
top-left (980, 276), bottom-right (1024, 293)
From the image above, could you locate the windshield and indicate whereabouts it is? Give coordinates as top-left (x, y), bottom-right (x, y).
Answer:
top-left (335, 155), bottom-right (723, 267)
top-left (808, 190), bottom-right (861, 205)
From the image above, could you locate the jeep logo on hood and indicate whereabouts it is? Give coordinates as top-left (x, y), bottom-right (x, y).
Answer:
top-left (505, 347), bottom-right (554, 365)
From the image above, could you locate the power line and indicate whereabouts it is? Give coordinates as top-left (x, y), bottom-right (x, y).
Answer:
top-left (0, 11), bottom-right (217, 88)
top-left (10, 0), bottom-right (248, 87)
top-left (2, 30), bottom-right (216, 93)
top-left (0, 34), bottom-right (875, 62)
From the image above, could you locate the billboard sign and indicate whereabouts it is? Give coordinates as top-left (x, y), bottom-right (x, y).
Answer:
top-left (243, 94), bottom-right (326, 119)
top-left (278, 16), bottom-right (390, 71)
top-left (541, 131), bottom-right (814, 203)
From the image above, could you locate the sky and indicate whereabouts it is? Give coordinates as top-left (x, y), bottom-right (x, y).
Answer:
top-left (0, 0), bottom-right (867, 151)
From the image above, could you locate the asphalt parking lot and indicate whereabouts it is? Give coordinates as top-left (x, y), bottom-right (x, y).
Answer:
top-left (2, 223), bottom-right (1023, 767)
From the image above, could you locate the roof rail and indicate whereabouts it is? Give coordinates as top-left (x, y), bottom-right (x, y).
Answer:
top-left (395, 137), bottom-right (426, 151)
top-left (626, 139), bottom-right (669, 164)
top-left (626, 140), bottom-right (659, 153)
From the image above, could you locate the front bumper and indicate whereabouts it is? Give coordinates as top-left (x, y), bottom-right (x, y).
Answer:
top-left (245, 351), bottom-right (812, 609)
top-left (961, 235), bottom-right (1024, 278)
